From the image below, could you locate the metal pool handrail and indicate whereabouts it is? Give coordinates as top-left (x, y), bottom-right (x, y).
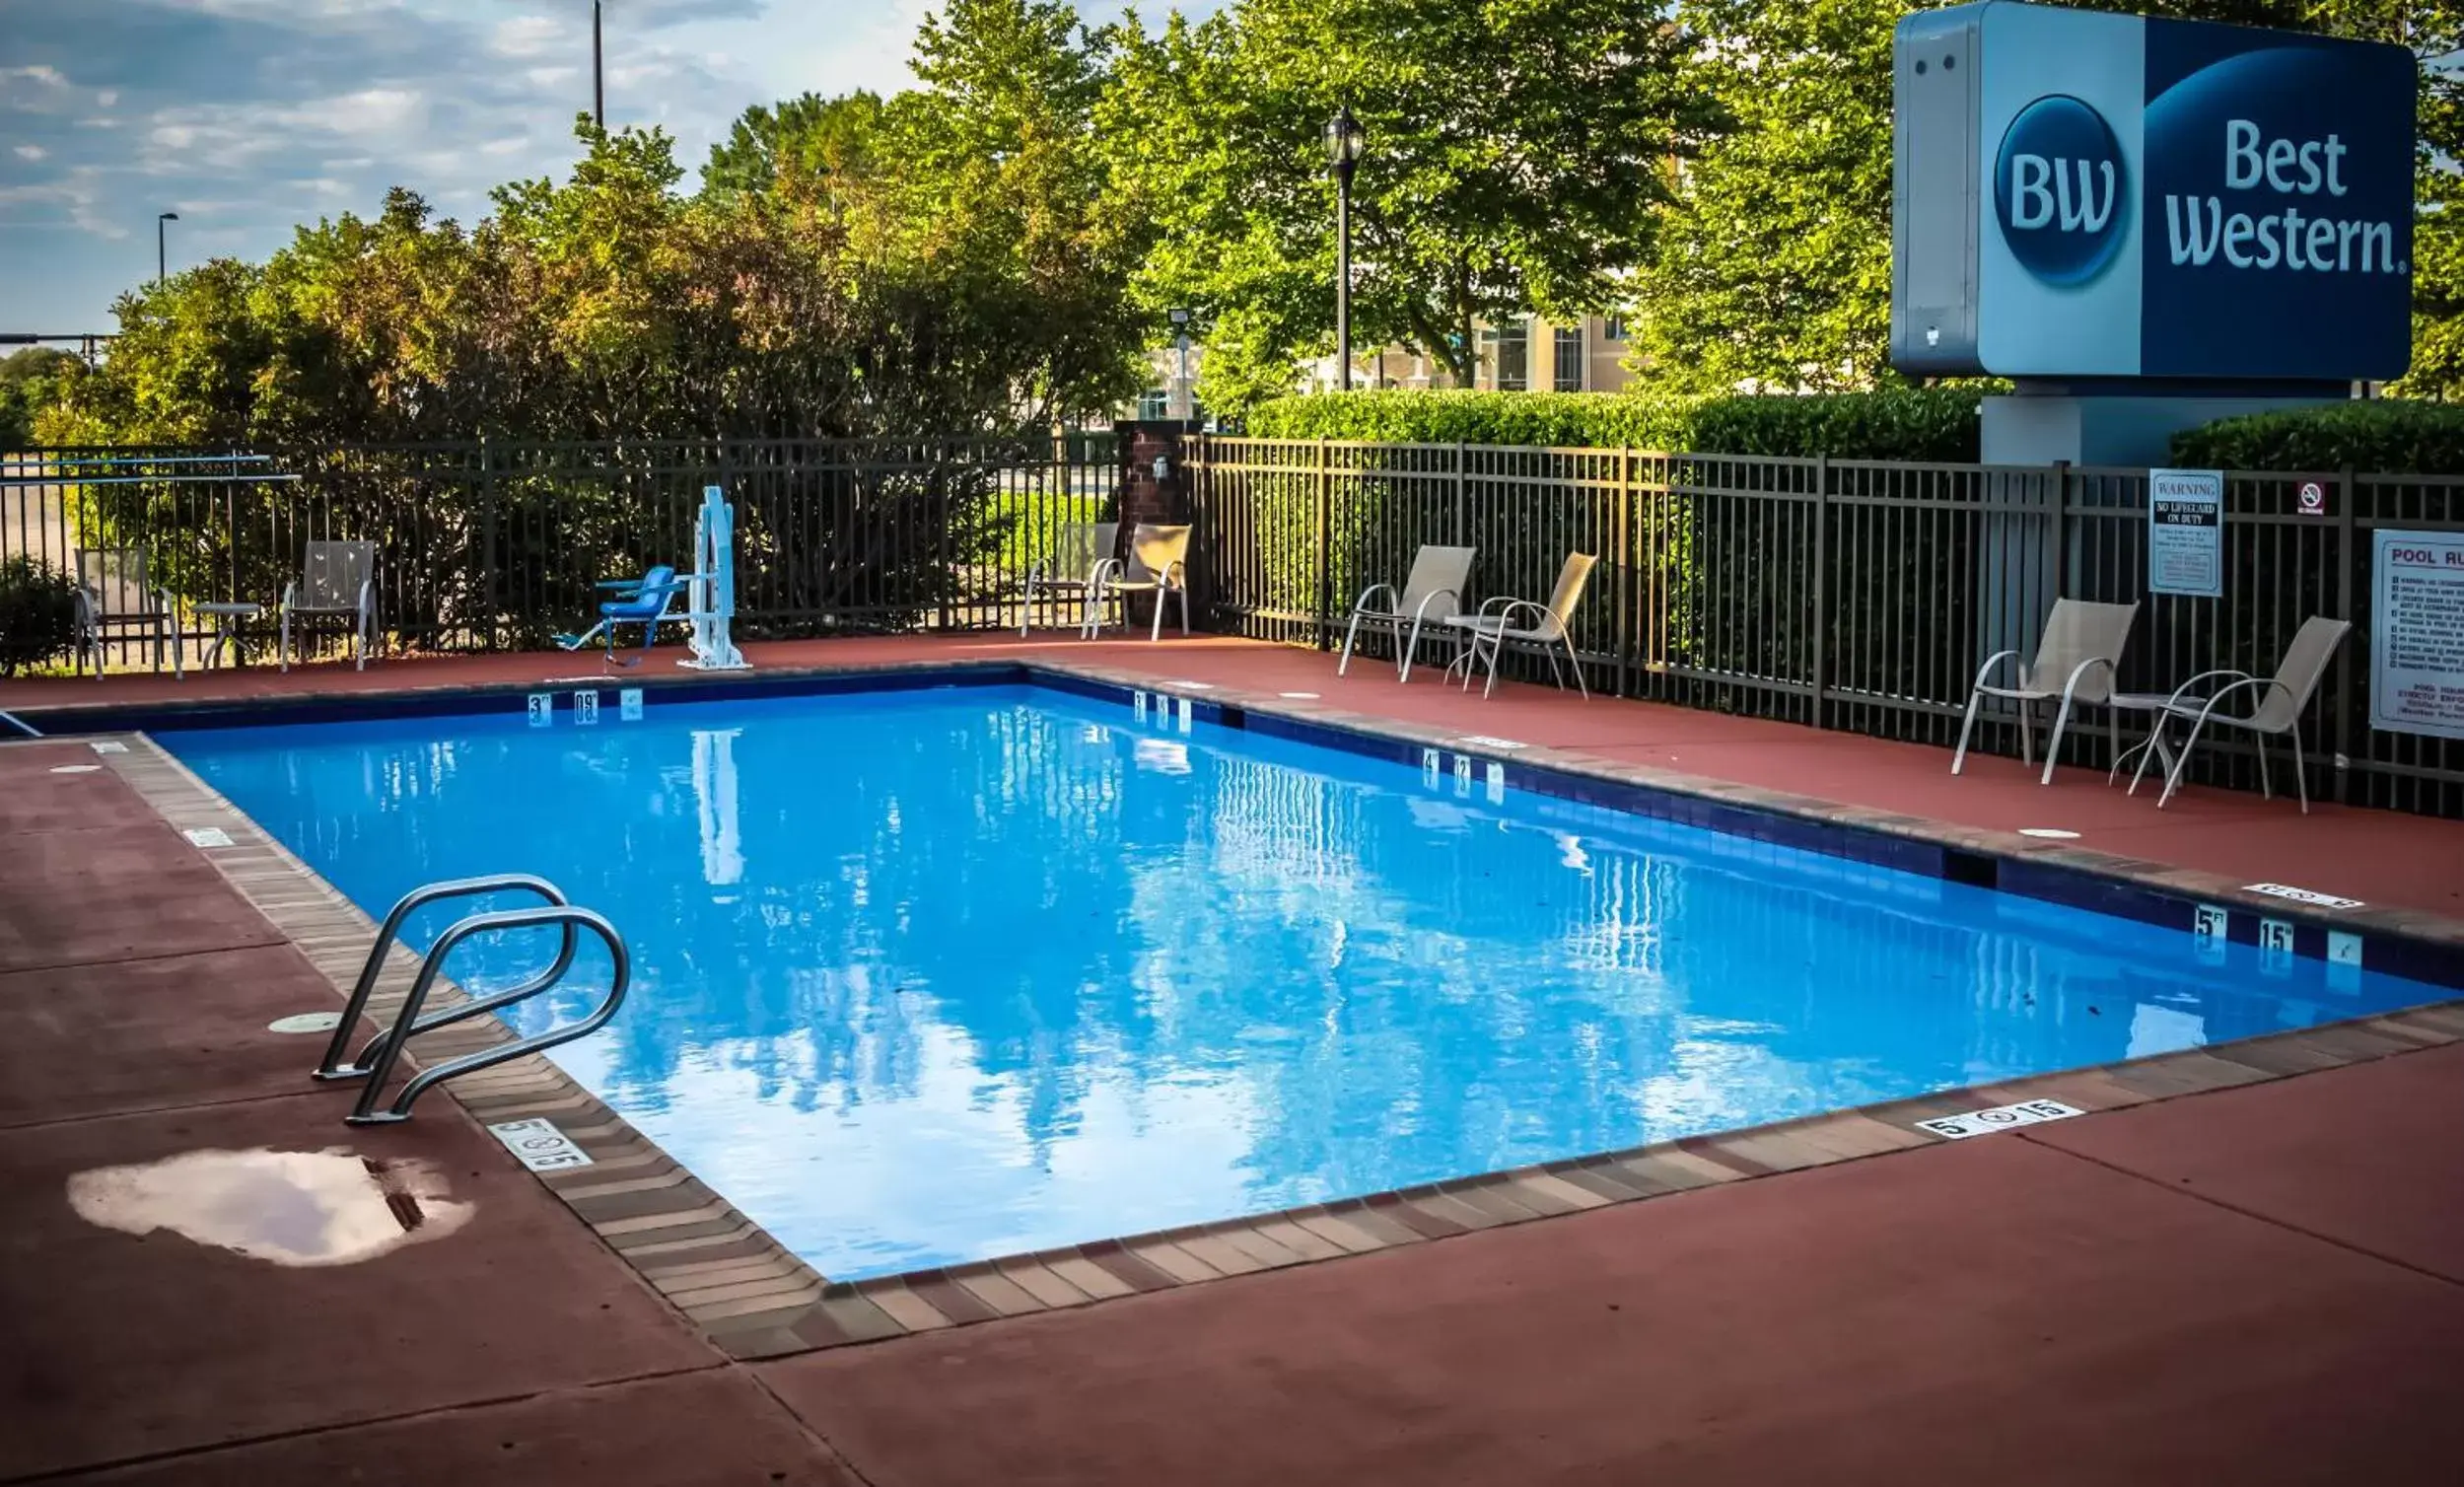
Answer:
top-left (344, 904), bottom-right (631, 1126)
top-left (314, 873), bottom-right (575, 1081)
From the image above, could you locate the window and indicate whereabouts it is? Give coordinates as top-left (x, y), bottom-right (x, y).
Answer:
top-left (1496, 320), bottom-right (1528, 391)
top-left (1553, 326), bottom-right (1584, 392)
top-left (1137, 389), bottom-right (1169, 420)
top-left (1602, 315), bottom-right (1626, 342)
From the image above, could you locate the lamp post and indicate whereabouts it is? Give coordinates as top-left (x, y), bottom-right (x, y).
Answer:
top-left (1167, 308), bottom-right (1193, 421)
top-left (1324, 106), bottom-right (1364, 390)
top-left (592, 1), bottom-right (604, 129)
top-left (156, 211), bottom-right (178, 286)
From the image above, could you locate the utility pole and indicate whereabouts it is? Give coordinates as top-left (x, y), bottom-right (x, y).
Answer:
top-left (593, 1), bottom-right (605, 129)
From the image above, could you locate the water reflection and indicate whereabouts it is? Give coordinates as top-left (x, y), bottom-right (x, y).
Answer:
top-left (173, 687), bottom-right (2440, 1279)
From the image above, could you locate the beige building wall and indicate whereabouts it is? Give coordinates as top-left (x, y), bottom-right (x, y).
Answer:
top-left (1134, 312), bottom-right (1639, 415)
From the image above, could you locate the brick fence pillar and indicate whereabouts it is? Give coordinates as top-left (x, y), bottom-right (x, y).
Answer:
top-left (1114, 420), bottom-right (1194, 630)
top-left (1115, 419), bottom-right (1191, 526)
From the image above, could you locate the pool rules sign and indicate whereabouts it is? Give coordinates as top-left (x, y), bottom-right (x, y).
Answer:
top-left (2373, 531), bottom-right (2464, 740)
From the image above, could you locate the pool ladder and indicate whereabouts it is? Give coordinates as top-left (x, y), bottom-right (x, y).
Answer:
top-left (312, 874), bottom-right (630, 1125)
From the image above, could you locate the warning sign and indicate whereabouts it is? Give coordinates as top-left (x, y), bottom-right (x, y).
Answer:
top-left (2148, 468), bottom-right (2224, 598)
top-left (2297, 480), bottom-right (2327, 516)
top-left (2372, 530), bottom-right (2464, 741)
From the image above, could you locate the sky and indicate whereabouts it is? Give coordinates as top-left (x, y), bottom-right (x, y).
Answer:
top-left (0, 1), bottom-right (1202, 336)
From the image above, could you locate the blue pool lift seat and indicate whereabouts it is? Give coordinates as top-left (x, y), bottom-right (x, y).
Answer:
top-left (557, 565), bottom-right (689, 668)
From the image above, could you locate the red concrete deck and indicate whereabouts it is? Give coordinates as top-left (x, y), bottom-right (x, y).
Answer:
top-left (5, 639), bottom-right (2463, 1483)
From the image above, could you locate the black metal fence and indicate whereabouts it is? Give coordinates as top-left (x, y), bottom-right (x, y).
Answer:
top-left (1, 436), bottom-right (1118, 658)
top-left (1185, 438), bottom-right (2464, 819)
top-left (13, 433), bottom-right (2464, 819)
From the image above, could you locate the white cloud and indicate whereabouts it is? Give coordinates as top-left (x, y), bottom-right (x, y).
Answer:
top-left (492, 15), bottom-right (562, 59)
top-left (0, 0), bottom-right (947, 328)
top-left (286, 87), bottom-right (423, 136)
top-left (14, 145), bottom-right (44, 161)
top-left (0, 169), bottom-right (123, 239)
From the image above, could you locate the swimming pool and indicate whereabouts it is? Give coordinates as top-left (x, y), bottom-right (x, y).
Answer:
top-left (169, 679), bottom-right (2449, 1280)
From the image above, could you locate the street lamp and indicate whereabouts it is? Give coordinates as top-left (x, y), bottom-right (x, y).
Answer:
top-left (156, 211), bottom-right (178, 286)
top-left (1167, 308), bottom-right (1193, 421)
top-left (1324, 106), bottom-right (1365, 390)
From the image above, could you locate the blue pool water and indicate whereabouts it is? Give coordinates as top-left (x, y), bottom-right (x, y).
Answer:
top-left (171, 683), bottom-right (2444, 1279)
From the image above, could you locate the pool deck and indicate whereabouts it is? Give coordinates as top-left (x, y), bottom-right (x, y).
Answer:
top-left (5, 636), bottom-right (2464, 1483)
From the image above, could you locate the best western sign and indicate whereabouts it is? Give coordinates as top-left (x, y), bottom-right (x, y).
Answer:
top-left (1893, 1), bottom-right (2415, 382)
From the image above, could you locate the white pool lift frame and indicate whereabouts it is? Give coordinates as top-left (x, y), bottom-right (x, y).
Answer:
top-left (678, 483), bottom-right (749, 673)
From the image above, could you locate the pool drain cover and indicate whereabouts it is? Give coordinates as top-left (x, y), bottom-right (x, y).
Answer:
top-left (268, 1012), bottom-right (343, 1034)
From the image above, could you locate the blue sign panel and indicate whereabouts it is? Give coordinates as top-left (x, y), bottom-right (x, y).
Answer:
top-left (2138, 24), bottom-right (2414, 379)
top-left (1892, 2), bottom-right (2415, 383)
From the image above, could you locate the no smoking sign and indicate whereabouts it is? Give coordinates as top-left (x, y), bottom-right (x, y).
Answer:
top-left (2297, 480), bottom-right (2328, 516)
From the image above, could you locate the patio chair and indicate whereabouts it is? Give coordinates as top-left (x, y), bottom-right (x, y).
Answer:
top-left (1339, 544), bottom-right (1475, 682)
top-left (1448, 552), bottom-right (1598, 700)
top-left (1018, 521), bottom-right (1119, 637)
top-left (73, 546), bottom-right (181, 679)
top-left (1950, 599), bottom-right (2139, 785)
top-left (2126, 616), bottom-right (2352, 814)
top-left (1087, 523), bottom-right (1191, 642)
top-left (279, 539), bottom-right (377, 673)
top-left (556, 565), bottom-right (689, 668)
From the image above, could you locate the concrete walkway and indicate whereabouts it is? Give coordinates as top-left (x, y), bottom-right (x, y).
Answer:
top-left (3, 640), bottom-right (2462, 1482)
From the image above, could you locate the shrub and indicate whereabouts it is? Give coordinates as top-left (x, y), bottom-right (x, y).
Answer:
top-left (2170, 399), bottom-right (2464, 474)
top-left (1243, 388), bottom-right (1983, 461)
top-left (0, 555), bottom-right (81, 675)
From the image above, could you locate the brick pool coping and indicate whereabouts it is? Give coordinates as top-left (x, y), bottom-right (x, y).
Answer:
top-left (70, 652), bottom-right (2464, 1360)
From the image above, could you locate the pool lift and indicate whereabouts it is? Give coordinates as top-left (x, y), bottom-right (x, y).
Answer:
top-left (555, 484), bottom-right (751, 672)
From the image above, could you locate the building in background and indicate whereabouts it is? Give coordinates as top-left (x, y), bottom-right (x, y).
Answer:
top-left (1132, 312), bottom-right (1638, 421)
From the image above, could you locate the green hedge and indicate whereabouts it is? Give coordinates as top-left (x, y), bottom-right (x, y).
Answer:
top-left (1244, 389), bottom-right (1984, 461)
top-left (0, 554), bottom-right (80, 675)
top-left (2170, 399), bottom-right (2464, 474)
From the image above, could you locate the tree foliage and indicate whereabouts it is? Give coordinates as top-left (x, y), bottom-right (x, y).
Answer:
top-left (46, 1), bottom-right (1150, 447)
top-left (42, 0), bottom-right (2464, 438)
top-left (1100, 0), bottom-right (1707, 409)
top-left (0, 346), bottom-right (79, 452)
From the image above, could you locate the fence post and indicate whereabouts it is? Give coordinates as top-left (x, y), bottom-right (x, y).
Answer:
top-left (1810, 454), bottom-right (1829, 729)
top-left (2334, 463), bottom-right (2357, 805)
top-left (1614, 447), bottom-right (1634, 699)
top-left (1452, 441), bottom-right (1467, 547)
top-left (1315, 438), bottom-right (1333, 650)
top-left (478, 433), bottom-right (500, 652)
top-left (2051, 460), bottom-right (2072, 600)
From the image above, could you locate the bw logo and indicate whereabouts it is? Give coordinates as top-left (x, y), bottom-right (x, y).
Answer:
top-left (1996, 95), bottom-right (2129, 286)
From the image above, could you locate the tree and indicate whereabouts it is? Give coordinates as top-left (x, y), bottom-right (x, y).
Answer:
top-left (0, 346), bottom-right (79, 451)
top-left (1637, 1), bottom-right (2464, 394)
top-left (1102, 0), bottom-right (1707, 408)
top-left (699, 92), bottom-right (886, 205)
top-left (1631, 0), bottom-right (1898, 392)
